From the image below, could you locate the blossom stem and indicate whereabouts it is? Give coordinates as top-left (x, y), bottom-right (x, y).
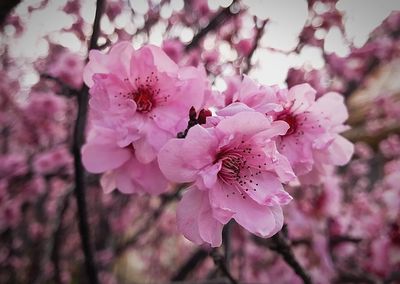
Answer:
top-left (210, 249), bottom-right (239, 284)
top-left (222, 220), bottom-right (234, 269)
top-left (253, 231), bottom-right (313, 284)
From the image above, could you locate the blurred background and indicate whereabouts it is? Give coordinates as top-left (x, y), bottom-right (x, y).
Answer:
top-left (0, 0), bottom-right (399, 283)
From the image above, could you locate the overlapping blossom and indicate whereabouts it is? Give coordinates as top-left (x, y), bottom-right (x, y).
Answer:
top-left (81, 41), bottom-right (355, 247)
top-left (222, 75), bottom-right (354, 183)
top-left (158, 111), bottom-right (295, 246)
top-left (82, 42), bottom-right (211, 194)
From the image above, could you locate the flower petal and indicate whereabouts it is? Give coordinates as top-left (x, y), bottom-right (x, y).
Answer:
top-left (158, 125), bottom-right (217, 183)
top-left (81, 143), bottom-right (131, 173)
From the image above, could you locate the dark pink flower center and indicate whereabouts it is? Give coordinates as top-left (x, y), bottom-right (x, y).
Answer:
top-left (218, 151), bottom-right (246, 183)
top-left (123, 72), bottom-right (170, 114)
top-left (215, 141), bottom-right (266, 199)
top-left (277, 111), bottom-right (298, 136)
top-left (133, 86), bottom-right (157, 113)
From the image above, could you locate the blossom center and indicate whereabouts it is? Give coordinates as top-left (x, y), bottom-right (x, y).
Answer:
top-left (216, 142), bottom-right (265, 199)
top-left (277, 111), bottom-right (298, 136)
top-left (133, 86), bottom-right (156, 113)
top-left (218, 151), bottom-right (246, 183)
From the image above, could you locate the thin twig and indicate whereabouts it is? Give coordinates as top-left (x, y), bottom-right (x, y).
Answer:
top-left (253, 231), bottom-right (313, 284)
top-left (210, 250), bottom-right (239, 284)
top-left (185, 0), bottom-right (240, 52)
top-left (72, 0), bottom-right (105, 283)
top-left (171, 248), bottom-right (209, 281)
top-left (41, 74), bottom-right (79, 97)
top-left (50, 189), bottom-right (74, 284)
top-left (243, 19), bottom-right (268, 73)
top-left (335, 272), bottom-right (377, 284)
top-left (115, 189), bottom-right (183, 256)
top-left (384, 271), bottom-right (400, 284)
top-left (330, 235), bottom-right (362, 247)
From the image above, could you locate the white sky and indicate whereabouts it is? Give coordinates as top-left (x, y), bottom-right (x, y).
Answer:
top-left (2, 0), bottom-right (400, 89)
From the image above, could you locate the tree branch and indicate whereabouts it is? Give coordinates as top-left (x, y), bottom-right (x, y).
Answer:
top-left (243, 19), bottom-right (268, 73)
top-left (0, 0), bottom-right (21, 26)
top-left (50, 189), bottom-right (74, 284)
top-left (171, 248), bottom-right (209, 281)
top-left (222, 221), bottom-right (233, 269)
top-left (253, 231), bottom-right (313, 284)
top-left (384, 271), bottom-right (400, 284)
top-left (41, 74), bottom-right (79, 97)
top-left (185, 0), bottom-right (240, 52)
top-left (72, 0), bottom-right (105, 283)
top-left (210, 249), bottom-right (239, 284)
top-left (115, 188), bottom-right (183, 256)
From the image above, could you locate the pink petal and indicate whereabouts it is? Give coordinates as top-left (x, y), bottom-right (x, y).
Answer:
top-left (261, 120), bottom-right (290, 139)
top-left (158, 125), bottom-right (217, 183)
top-left (199, 162), bottom-right (221, 189)
top-left (313, 92), bottom-right (348, 125)
top-left (216, 102), bottom-right (255, 117)
top-left (178, 66), bottom-right (208, 110)
top-left (146, 45), bottom-right (179, 73)
top-left (100, 171), bottom-right (116, 194)
top-left (216, 111), bottom-right (271, 137)
top-left (209, 183), bottom-right (283, 238)
top-left (198, 194), bottom-right (224, 247)
top-left (81, 142), bottom-right (131, 173)
top-left (176, 187), bottom-right (205, 245)
top-left (327, 135), bottom-right (354, 166)
top-left (114, 158), bottom-right (168, 195)
top-left (288, 83), bottom-right (316, 113)
top-left (84, 41), bottom-right (133, 87)
top-left (133, 137), bottom-right (157, 164)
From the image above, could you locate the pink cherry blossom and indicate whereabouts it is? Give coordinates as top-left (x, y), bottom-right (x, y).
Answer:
top-left (84, 42), bottom-right (211, 160)
top-left (82, 125), bottom-right (168, 195)
top-left (158, 111), bottom-right (295, 246)
top-left (48, 51), bottom-right (84, 89)
top-left (33, 146), bottom-right (73, 175)
top-left (222, 76), bottom-right (354, 183)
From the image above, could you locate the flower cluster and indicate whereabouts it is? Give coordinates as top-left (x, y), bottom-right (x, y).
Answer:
top-left (82, 41), bottom-right (353, 247)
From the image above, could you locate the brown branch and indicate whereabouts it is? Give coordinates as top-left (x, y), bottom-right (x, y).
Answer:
top-left (171, 279), bottom-right (235, 284)
top-left (72, 0), bottom-right (105, 283)
top-left (334, 272), bottom-right (377, 284)
top-left (185, 0), bottom-right (240, 52)
top-left (114, 188), bottom-right (183, 256)
top-left (222, 221), bottom-right (234, 269)
top-left (243, 19), bottom-right (268, 73)
top-left (384, 271), bottom-right (400, 284)
top-left (330, 235), bottom-right (362, 247)
top-left (50, 189), bottom-right (74, 284)
top-left (342, 56), bottom-right (380, 98)
top-left (171, 248), bottom-right (209, 281)
top-left (0, 0), bottom-right (21, 26)
top-left (210, 249), bottom-right (239, 284)
top-left (253, 231), bottom-right (313, 284)
top-left (41, 74), bottom-right (79, 97)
